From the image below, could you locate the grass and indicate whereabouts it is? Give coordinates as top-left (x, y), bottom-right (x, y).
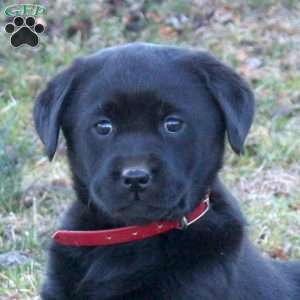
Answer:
top-left (0, 1), bottom-right (299, 298)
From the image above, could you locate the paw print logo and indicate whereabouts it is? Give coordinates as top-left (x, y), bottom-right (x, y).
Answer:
top-left (4, 16), bottom-right (45, 47)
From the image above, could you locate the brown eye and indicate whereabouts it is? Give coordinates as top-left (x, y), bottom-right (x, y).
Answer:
top-left (94, 119), bottom-right (113, 135)
top-left (164, 116), bottom-right (184, 133)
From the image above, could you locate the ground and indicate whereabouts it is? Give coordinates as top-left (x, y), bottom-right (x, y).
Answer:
top-left (0, 1), bottom-right (299, 299)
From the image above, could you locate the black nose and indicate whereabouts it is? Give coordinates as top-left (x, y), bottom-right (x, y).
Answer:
top-left (121, 167), bottom-right (151, 191)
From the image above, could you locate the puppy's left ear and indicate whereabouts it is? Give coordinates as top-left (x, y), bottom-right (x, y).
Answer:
top-left (33, 61), bottom-right (79, 160)
top-left (189, 52), bottom-right (255, 154)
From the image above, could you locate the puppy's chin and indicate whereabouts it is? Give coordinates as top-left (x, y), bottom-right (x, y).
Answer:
top-left (98, 195), bottom-right (190, 226)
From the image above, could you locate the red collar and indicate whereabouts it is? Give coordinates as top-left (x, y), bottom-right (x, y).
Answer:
top-left (52, 193), bottom-right (210, 247)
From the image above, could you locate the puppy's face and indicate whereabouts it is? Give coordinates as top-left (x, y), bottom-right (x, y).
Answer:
top-left (65, 77), bottom-right (224, 224)
top-left (34, 43), bottom-right (254, 225)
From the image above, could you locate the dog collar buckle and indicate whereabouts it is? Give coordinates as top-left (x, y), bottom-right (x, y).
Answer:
top-left (178, 216), bottom-right (189, 230)
top-left (178, 196), bottom-right (210, 230)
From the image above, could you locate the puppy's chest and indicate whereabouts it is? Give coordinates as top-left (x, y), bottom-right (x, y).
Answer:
top-left (97, 269), bottom-right (218, 300)
top-left (79, 251), bottom-right (217, 300)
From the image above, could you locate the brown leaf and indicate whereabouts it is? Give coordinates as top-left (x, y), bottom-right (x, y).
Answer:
top-left (66, 19), bottom-right (92, 40)
top-left (159, 26), bottom-right (177, 39)
top-left (146, 11), bottom-right (162, 23)
top-left (236, 49), bottom-right (248, 62)
top-left (268, 248), bottom-right (289, 260)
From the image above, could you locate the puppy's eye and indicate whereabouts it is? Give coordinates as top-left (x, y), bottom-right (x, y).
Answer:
top-left (94, 119), bottom-right (113, 135)
top-left (164, 116), bottom-right (184, 133)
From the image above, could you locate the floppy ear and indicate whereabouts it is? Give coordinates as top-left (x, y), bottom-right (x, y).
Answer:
top-left (33, 65), bottom-right (77, 161)
top-left (190, 52), bottom-right (255, 154)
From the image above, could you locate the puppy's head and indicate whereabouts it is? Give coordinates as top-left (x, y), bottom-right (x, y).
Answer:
top-left (34, 43), bottom-right (254, 225)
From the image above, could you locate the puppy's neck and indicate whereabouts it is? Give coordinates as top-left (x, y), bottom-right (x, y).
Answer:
top-left (67, 177), bottom-right (245, 260)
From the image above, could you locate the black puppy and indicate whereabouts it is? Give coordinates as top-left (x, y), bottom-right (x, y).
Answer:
top-left (34, 43), bottom-right (300, 300)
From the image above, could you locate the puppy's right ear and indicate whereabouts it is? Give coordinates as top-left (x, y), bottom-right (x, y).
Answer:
top-left (33, 64), bottom-right (77, 161)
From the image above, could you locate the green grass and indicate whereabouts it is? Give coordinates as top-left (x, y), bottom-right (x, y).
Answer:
top-left (0, 1), bottom-right (300, 298)
top-left (0, 262), bottom-right (41, 300)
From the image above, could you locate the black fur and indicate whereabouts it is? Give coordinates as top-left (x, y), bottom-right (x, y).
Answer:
top-left (34, 43), bottom-right (300, 300)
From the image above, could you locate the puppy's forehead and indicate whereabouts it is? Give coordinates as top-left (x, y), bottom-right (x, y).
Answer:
top-left (79, 44), bottom-right (206, 103)
top-left (95, 44), bottom-right (192, 92)
top-left (75, 44), bottom-right (214, 119)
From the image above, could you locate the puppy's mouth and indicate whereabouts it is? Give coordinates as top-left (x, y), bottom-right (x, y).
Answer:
top-left (112, 194), bottom-right (188, 225)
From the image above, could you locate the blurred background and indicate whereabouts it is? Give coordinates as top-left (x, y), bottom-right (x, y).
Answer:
top-left (0, 0), bottom-right (299, 299)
